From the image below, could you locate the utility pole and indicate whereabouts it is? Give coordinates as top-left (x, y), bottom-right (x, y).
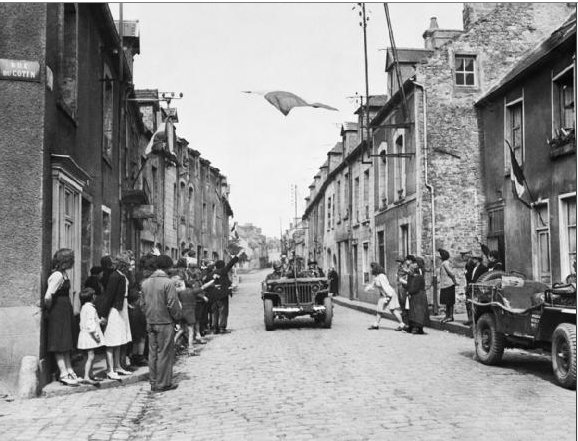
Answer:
top-left (361, 3), bottom-right (370, 146)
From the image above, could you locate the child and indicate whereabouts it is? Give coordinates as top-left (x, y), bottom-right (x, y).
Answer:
top-left (171, 270), bottom-right (214, 356)
top-left (77, 287), bottom-right (105, 384)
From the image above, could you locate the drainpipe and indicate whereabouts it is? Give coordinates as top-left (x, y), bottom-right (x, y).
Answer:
top-left (414, 81), bottom-right (438, 315)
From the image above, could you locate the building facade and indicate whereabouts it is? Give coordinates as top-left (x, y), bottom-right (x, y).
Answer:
top-left (0, 4), bottom-right (233, 394)
top-left (476, 16), bottom-right (576, 284)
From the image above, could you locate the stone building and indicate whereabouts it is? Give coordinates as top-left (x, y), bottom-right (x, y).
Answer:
top-left (370, 2), bottom-right (575, 307)
top-left (135, 90), bottom-right (233, 264)
top-left (476, 15), bottom-right (576, 283)
top-left (0, 3), bottom-right (141, 391)
top-left (303, 96), bottom-right (386, 302)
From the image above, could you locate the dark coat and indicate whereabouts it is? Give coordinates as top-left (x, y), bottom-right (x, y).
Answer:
top-left (97, 270), bottom-right (127, 317)
top-left (213, 255), bottom-right (239, 300)
top-left (407, 272), bottom-right (428, 327)
top-left (471, 264), bottom-right (488, 283)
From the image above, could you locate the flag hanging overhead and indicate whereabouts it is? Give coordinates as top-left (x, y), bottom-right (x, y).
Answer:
top-left (243, 90), bottom-right (338, 116)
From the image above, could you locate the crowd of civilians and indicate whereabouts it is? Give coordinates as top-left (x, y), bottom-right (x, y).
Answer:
top-left (44, 248), bottom-right (239, 392)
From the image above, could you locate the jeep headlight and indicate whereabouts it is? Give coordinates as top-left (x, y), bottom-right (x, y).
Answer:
top-left (275, 286), bottom-right (284, 293)
top-left (311, 284), bottom-right (320, 293)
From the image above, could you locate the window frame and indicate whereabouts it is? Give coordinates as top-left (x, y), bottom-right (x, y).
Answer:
top-left (558, 192), bottom-right (577, 279)
top-left (393, 129), bottom-right (406, 200)
top-left (504, 96), bottom-right (525, 171)
top-left (454, 54), bottom-right (477, 87)
top-left (531, 201), bottom-right (551, 284)
top-left (552, 65), bottom-right (575, 135)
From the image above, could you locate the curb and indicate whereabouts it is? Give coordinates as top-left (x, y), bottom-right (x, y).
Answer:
top-left (332, 296), bottom-right (472, 338)
top-left (41, 367), bottom-right (149, 399)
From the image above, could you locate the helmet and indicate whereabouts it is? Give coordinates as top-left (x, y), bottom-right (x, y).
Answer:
top-left (273, 261), bottom-right (282, 270)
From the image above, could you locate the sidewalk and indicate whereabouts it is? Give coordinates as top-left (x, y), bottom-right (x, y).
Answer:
top-left (332, 295), bottom-right (473, 337)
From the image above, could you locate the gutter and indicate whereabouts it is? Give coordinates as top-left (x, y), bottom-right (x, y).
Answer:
top-left (413, 81), bottom-right (438, 314)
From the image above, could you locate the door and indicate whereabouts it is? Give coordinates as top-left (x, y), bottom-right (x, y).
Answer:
top-left (352, 244), bottom-right (358, 300)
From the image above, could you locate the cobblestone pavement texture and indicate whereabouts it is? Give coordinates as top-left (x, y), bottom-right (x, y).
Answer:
top-left (0, 269), bottom-right (575, 440)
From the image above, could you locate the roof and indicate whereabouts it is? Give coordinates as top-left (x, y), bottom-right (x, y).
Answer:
top-left (354, 95), bottom-right (388, 115)
top-left (385, 48), bottom-right (433, 71)
top-left (328, 142), bottom-right (343, 155)
top-left (341, 122), bottom-right (358, 134)
top-left (477, 14), bottom-right (576, 105)
top-left (370, 78), bottom-right (417, 126)
top-left (319, 159), bottom-right (329, 169)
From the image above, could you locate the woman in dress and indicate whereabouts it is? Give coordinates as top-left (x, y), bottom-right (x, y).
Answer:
top-left (44, 248), bottom-right (78, 386)
top-left (403, 255), bottom-right (429, 334)
top-left (102, 253), bottom-right (133, 380)
top-left (365, 262), bottom-right (406, 331)
top-left (438, 248), bottom-right (457, 324)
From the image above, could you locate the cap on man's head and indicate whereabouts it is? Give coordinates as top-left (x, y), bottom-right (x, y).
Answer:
top-left (156, 255), bottom-right (174, 270)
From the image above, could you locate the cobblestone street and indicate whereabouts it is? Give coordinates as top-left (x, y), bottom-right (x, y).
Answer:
top-left (0, 270), bottom-right (575, 441)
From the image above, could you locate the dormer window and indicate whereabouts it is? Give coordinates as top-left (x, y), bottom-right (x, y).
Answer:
top-left (455, 55), bottom-right (476, 86)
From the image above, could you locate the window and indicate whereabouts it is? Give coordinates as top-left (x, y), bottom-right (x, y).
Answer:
top-left (172, 184), bottom-right (177, 229)
top-left (506, 101), bottom-right (524, 168)
top-left (377, 231), bottom-right (385, 268)
top-left (180, 182), bottom-right (186, 224)
top-left (400, 224), bottom-right (409, 258)
top-left (327, 196), bottom-right (332, 230)
top-left (212, 204), bottom-right (216, 234)
top-left (455, 55), bottom-right (476, 86)
top-left (102, 206), bottom-right (111, 256)
top-left (560, 195), bottom-right (577, 278)
top-left (202, 203), bottom-right (207, 231)
top-left (151, 166), bottom-right (158, 207)
top-left (363, 170), bottom-right (369, 219)
top-left (394, 134), bottom-right (406, 199)
top-left (378, 141), bottom-right (388, 208)
top-left (188, 187), bottom-right (194, 226)
top-left (553, 68), bottom-right (575, 132)
top-left (487, 208), bottom-right (505, 267)
top-left (344, 173), bottom-right (350, 219)
top-left (332, 194), bottom-right (335, 228)
top-left (102, 64), bottom-right (114, 162)
top-left (336, 180), bottom-right (341, 221)
top-left (59, 4), bottom-right (78, 115)
top-left (533, 203), bottom-right (551, 284)
top-left (354, 177), bottom-right (360, 223)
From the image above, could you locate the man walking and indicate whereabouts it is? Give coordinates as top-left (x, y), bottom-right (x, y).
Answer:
top-left (141, 255), bottom-right (182, 392)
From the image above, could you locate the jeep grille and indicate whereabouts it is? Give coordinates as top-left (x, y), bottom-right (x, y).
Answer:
top-left (283, 284), bottom-right (314, 304)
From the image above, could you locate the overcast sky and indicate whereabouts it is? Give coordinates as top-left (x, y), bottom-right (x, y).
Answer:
top-left (111, 3), bottom-right (463, 238)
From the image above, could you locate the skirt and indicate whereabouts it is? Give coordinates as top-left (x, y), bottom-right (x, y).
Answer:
top-left (77, 327), bottom-right (104, 350)
top-left (104, 298), bottom-right (132, 347)
top-left (47, 295), bottom-right (74, 353)
top-left (408, 292), bottom-right (429, 327)
top-left (440, 285), bottom-right (456, 306)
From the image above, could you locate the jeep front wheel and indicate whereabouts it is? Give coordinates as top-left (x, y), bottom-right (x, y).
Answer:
top-left (322, 296), bottom-right (333, 328)
top-left (475, 313), bottom-right (505, 365)
top-left (264, 299), bottom-right (275, 331)
top-left (552, 323), bottom-right (576, 389)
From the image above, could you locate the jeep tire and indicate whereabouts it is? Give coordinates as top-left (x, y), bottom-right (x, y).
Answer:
top-left (264, 299), bottom-right (275, 331)
top-left (475, 313), bottom-right (505, 365)
top-left (322, 296), bottom-right (333, 328)
top-left (552, 323), bottom-right (576, 389)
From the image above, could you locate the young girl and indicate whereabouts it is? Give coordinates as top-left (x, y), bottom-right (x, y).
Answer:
top-left (44, 248), bottom-right (78, 386)
top-left (172, 270), bottom-right (214, 356)
top-left (365, 262), bottom-right (406, 331)
top-left (77, 287), bottom-right (105, 384)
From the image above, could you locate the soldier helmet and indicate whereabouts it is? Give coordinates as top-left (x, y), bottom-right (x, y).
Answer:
top-left (273, 261), bottom-right (282, 270)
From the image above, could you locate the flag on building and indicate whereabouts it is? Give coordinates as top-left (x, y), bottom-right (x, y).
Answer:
top-left (144, 119), bottom-right (178, 164)
top-left (507, 141), bottom-right (531, 208)
top-left (243, 90), bottom-right (338, 116)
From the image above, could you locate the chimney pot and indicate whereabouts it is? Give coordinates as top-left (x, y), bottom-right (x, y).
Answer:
top-left (429, 16), bottom-right (439, 30)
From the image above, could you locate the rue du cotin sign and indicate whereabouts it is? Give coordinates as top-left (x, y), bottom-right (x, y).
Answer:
top-left (0, 59), bottom-right (41, 82)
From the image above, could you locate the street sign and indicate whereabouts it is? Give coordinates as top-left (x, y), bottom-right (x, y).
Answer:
top-left (0, 59), bottom-right (40, 82)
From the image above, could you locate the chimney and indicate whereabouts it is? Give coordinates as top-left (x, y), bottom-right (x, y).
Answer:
top-left (115, 20), bottom-right (140, 76)
top-left (422, 16), bottom-right (439, 49)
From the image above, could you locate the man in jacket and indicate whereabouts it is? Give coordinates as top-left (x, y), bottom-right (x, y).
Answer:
top-left (211, 253), bottom-right (240, 334)
top-left (141, 255), bottom-right (182, 392)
